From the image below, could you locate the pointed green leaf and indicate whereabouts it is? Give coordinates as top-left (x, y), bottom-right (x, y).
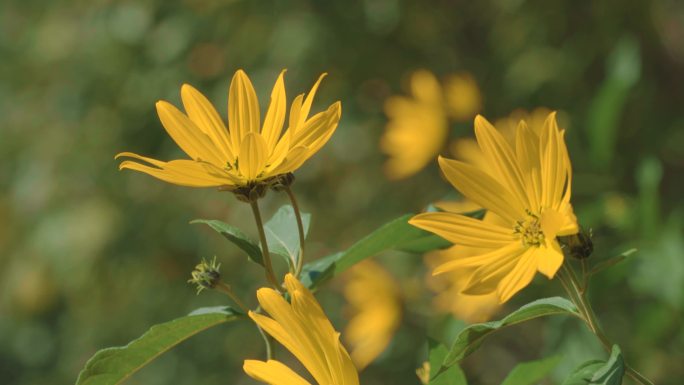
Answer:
top-left (562, 345), bottom-right (624, 385)
top-left (428, 340), bottom-right (467, 385)
top-left (263, 205), bottom-right (311, 268)
top-left (588, 248), bottom-right (636, 277)
top-left (301, 214), bottom-right (444, 289)
top-left (500, 355), bottom-right (562, 385)
top-left (191, 219), bottom-right (263, 266)
top-left (442, 297), bottom-right (580, 368)
top-left (76, 307), bottom-right (241, 385)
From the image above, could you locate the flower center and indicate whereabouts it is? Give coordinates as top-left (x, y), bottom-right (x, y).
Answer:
top-left (514, 211), bottom-right (545, 247)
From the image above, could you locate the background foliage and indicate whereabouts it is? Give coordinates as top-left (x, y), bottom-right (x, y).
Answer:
top-left (1, 0), bottom-right (683, 384)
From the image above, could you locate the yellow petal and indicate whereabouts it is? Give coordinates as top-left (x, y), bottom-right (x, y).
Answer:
top-left (432, 241), bottom-right (523, 275)
top-left (515, 120), bottom-right (541, 211)
top-left (410, 70), bottom-right (442, 105)
top-left (228, 69), bottom-right (261, 149)
top-left (409, 212), bottom-right (514, 249)
top-left (462, 245), bottom-right (526, 295)
top-left (155, 101), bottom-right (225, 166)
top-left (536, 239), bottom-right (564, 278)
top-left (287, 94), bottom-right (304, 138)
top-left (438, 156), bottom-right (525, 224)
top-left (433, 200), bottom-right (481, 214)
top-left (254, 289), bottom-right (331, 384)
top-left (298, 73), bottom-right (327, 127)
top-left (243, 360), bottom-right (312, 385)
top-left (238, 132), bottom-right (267, 180)
top-left (497, 247), bottom-right (539, 303)
top-left (180, 84), bottom-right (234, 163)
top-left (262, 70), bottom-right (287, 151)
top-left (474, 115), bottom-right (530, 210)
top-left (270, 145), bottom-right (309, 175)
top-left (295, 102), bottom-right (342, 157)
top-left (540, 112), bottom-right (567, 209)
top-left (116, 152), bottom-right (233, 187)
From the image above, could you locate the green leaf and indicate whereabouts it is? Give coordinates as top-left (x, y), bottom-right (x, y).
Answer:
top-left (500, 355), bottom-right (562, 385)
top-left (442, 297), bottom-right (579, 368)
top-left (301, 214), bottom-right (445, 290)
top-left (75, 307), bottom-right (240, 385)
top-left (191, 219), bottom-right (263, 266)
top-left (263, 205), bottom-right (311, 268)
top-left (587, 248), bottom-right (636, 277)
top-left (428, 340), bottom-right (467, 385)
top-left (562, 345), bottom-right (624, 385)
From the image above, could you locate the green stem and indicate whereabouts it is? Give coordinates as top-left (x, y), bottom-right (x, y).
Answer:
top-left (250, 200), bottom-right (284, 292)
top-left (559, 264), bottom-right (654, 385)
top-left (215, 282), bottom-right (249, 314)
top-left (284, 186), bottom-right (306, 277)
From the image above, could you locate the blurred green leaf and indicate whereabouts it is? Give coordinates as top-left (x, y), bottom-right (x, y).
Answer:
top-left (263, 205), bottom-right (311, 268)
top-left (562, 345), bottom-right (624, 385)
top-left (500, 355), bottom-right (562, 385)
top-left (442, 297), bottom-right (579, 368)
top-left (75, 307), bottom-right (241, 385)
top-left (428, 340), bottom-right (467, 385)
top-left (301, 214), bottom-right (444, 290)
top-left (191, 219), bottom-right (264, 266)
top-left (586, 35), bottom-right (641, 168)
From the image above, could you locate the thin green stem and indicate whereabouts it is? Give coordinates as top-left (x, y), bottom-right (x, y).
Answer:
top-left (255, 319), bottom-right (274, 360)
top-left (215, 282), bottom-right (249, 314)
top-left (284, 186), bottom-right (306, 277)
top-left (559, 264), bottom-right (654, 385)
top-left (250, 200), bottom-right (284, 292)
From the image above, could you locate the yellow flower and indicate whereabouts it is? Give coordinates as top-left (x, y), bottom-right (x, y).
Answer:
top-left (116, 70), bottom-right (341, 189)
top-left (410, 113), bottom-right (578, 303)
top-left (380, 70), bottom-right (481, 180)
top-left (343, 261), bottom-right (401, 370)
top-left (425, 248), bottom-right (500, 323)
top-left (243, 274), bottom-right (359, 385)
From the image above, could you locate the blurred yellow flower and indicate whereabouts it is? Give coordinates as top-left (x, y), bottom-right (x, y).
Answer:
top-left (244, 274), bottom-right (359, 385)
top-left (410, 113), bottom-right (579, 303)
top-left (381, 70), bottom-right (481, 180)
top-left (425, 248), bottom-right (500, 323)
top-left (116, 70), bottom-right (341, 189)
top-left (343, 261), bottom-right (401, 370)
top-left (444, 73), bottom-right (482, 121)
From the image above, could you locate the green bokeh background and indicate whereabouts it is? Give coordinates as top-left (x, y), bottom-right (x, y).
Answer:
top-left (1, 0), bottom-right (683, 384)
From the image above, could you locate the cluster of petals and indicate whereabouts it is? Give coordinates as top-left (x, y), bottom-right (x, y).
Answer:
top-left (244, 274), bottom-right (359, 385)
top-left (116, 70), bottom-right (341, 189)
top-left (410, 113), bottom-right (579, 303)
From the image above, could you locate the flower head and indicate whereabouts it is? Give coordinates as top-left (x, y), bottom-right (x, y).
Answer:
top-left (244, 274), bottom-right (359, 385)
top-left (343, 261), bottom-right (401, 370)
top-left (410, 113), bottom-right (578, 303)
top-left (380, 70), bottom-right (481, 180)
top-left (116, 70), bottom-right (341, 193)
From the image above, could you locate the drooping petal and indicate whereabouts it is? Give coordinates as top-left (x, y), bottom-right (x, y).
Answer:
top-left (536, 239), bottom-right (564, 278)
top-left (238, 133), bottom-right (268, 180)
top-left (180, 84), bottom-right (234, 163)
top-left (243, 360), bottom-right (312, 385)
top-left (432, 241), bottom-right (523, 275)
top-left (462, 246), bottom-right (525, 295)
top-left (117, 154), bottom-right (233, 187)
top-left (228, 69), bottom-right (261, 149)
top-left (262, 70), bottom-right (287, 151)
top-left (474, 115), bottom-right (530, 209)
top-left (155, 101), bottom-right (225, 166)
top-left (438, 156), bottom-right (525, 223)
top-left (409, 212), bottom-right (515, 249)
top-left (497, 247), bottom-right (539, 303)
